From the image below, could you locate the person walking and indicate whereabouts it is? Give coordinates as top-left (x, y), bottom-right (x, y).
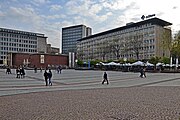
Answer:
top-left (59, 65), bottom-right (62, 74)
top-left (140, 68), bottom-right (143, 78)
top-left (16, 67), bottom-right (20, 78)
top-left (140, 67), bottom-right (146, 78)
top-left (143, 68), bottom-right (146, 78)
top-left (34, 67), bottom-right (37, 73)
top-left (102, 72), bottom-right (109, 84)
top-left (20, 67), bottom-right (25, 78)
top-left (6, 67), bottom-right (11, 74)
top-left (48, 69), bottom-right (52, 86)
top-left (40, 67), bottom-right (43, 73)
top-left (43, 70), bottom-right (48, 86)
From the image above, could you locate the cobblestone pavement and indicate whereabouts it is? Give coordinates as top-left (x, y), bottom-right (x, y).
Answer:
top-left (1, 87), bottom-right (180, 120)
top-left (1, 69), bottom-right (180, 119)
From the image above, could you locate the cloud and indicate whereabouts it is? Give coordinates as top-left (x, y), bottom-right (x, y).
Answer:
top-left (45, 14), bottom-right (66, 20)
top-left (31, 0), bottom-right (50, 6)
top-left (102, 0), bottom-right (137, 11)
top-left (95, 12), bottom-right (112, 22)
top-left (65, 0), bottom-right (113, 23)
top-left (173, 6), bottom-right (178, 9)
top-left (8, 6), bottom-right (42, 25)
top-left (65, 1), bottom-right (90, 15)
top-left (89, 4), bottom-right (103, 14)
top-left (0, 11), bottom-right (4, 17)
top-left (50, 4), bottom-right (62, 11)
top-left (1, 0), bottom-right (180, 51)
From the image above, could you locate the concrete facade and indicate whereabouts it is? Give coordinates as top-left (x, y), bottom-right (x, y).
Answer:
top-left (77, 18), bottom-right (172, 61)
top-left (0, 27), bottom-right (47, 64)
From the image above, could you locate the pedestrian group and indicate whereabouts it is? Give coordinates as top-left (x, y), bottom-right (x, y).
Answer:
top-left (6, 65), bottom-right (148, 87)
top-left (16, 67), bottom-right (25, 78)
top-left (44, 69), bottom-right (53, 86)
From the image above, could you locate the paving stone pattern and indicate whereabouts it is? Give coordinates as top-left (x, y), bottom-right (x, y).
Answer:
top-left (1, 69), bottom-right (180, 119)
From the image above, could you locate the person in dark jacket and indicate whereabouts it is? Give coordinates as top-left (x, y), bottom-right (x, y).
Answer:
top-left (143, 68), bottom-right (146, 78)
top-left (102, 72), bottom-right (109, 84)
top-left (20, 67), bottom-right (25, 78)
top-left (6, 67), bottom-right (11, 74)
top-left (48, 69), bottom-right (52, 86)
top-left (140, 68), bottom-right (143, 78)
top-left (44, 70), bottom-right (48, 86)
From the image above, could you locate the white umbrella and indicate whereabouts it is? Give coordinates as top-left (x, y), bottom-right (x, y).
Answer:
top-left (107, 62), bottom-right (118, 66)
top-left (156, 62), bottom-right (165, 66)
top-left (146, 61), bottom-right (154, 66)
top-left (96, 63), bottom-right (100, 65)
top-left (99, 62), bottom-right (108, 66)
top-left (132, 61), bottom-right (144, 66)
top-left (123, 63), bottom-right (132, 66)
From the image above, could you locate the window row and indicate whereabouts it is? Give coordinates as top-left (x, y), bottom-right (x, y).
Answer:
top-left (0, 38), bottom-right (37, 44)
top-left (0, 33), bottom-right (37, 39)
top-left (0, 43), bottom-right (37, 48)
top-left (1, 47), bottom-right (37, 52)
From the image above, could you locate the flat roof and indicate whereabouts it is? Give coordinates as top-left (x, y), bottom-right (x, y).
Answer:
top-left (10, 52), bottom-right (68, 57)
top-left (62, 24), bottom-right (85, 30)
top-left (78, 17), bottom-right (172, 41)
top-left (0, 27), bottom-right (47, 37)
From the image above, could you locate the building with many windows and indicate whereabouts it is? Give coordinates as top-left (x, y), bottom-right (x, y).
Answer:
top-left (77, 17), bottom-right (172, 61)
top-left (0, 27), bottom-right (47, 64)
top-left (62, 25), bottom-right (92, 54)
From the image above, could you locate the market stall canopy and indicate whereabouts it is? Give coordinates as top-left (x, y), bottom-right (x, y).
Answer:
top-left (132, 61), bottom-right (145, 66)
top-left (107, 62), bottom-right (118, 66)
top-left (99, 62), bottom-right (108, 66)
top-left (145, 61), bottom-right (154, 66)
top-left (123, 63), bottom-right (132, 66)
top-left (156, 62), bottom-right (165, 66)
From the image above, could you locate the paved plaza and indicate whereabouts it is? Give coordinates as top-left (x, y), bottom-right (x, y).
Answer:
top-left (1, 69), bottom-right (180, 119)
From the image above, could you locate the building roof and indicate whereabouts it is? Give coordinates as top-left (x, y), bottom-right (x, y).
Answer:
top-left (62, 24), bottom-right (86, 30)
top-left (0, 27), bottom-right (47, 37)
top-left (78, 17), bottom-right (172, 41)
top-left (11, 52), bottom-right (68, 57)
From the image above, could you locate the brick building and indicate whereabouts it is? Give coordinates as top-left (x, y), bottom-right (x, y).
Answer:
top-left (7, 53), bottom-right (68, 69)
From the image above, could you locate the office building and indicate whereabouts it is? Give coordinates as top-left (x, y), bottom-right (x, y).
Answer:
top-left (0, 27), bottom-right (47, 64)
top-left (62, 25), bottom-right (92, 54)
top-left (77, 17), bottom-right (172, 61)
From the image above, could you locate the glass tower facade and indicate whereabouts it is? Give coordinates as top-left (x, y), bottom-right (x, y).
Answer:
top-left (62, 25), bottom-right (92, 54)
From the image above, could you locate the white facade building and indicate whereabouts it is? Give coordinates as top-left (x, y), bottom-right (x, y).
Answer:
top-left (0, 27), bottom-right (47, 64)
top-left (77, 18), bottom-right (172, 61)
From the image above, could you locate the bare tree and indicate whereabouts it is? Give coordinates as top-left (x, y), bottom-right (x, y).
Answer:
top-left (77, 49), bottom-right (84, 60)
top-left (109, 37), bottom-right (123, 60)
top-left (171, 31), bottom-right (180, 57)
top-left (94, 41), bottom-right (110, 61)
top-left (160, 29), bottom-right (172, 57)
top-left (128, 33), bottom-right (143, 60)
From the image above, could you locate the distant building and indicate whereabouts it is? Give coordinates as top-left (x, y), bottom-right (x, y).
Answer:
top-left (47, 44), bottom-right (59, 54)
top-left (77, 18), bottom-right (172, 61)
top-left (62, 25), bottom-right (92, 54)
top-left (0, 27), bottom-right (47, 64)
top-left (7, 52), bottom-right (68, 68)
